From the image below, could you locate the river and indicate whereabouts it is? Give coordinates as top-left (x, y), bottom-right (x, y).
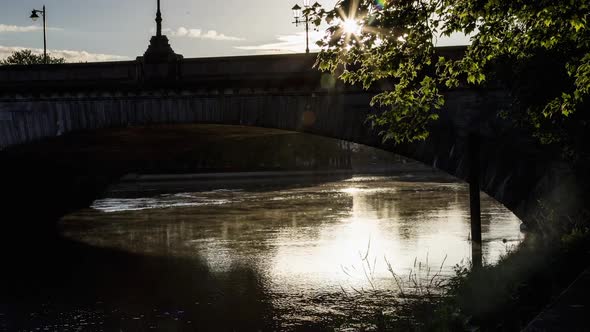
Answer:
top-left (1, 172), bottom-right (523, 331)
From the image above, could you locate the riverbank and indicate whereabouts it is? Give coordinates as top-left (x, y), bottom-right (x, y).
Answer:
top-left (108, 167), bottom-right (454, 196)
top-left (425, 229), bottom-right (590, 331)
top-left (525, 266), bottom-right (590, 331)
top-left (117, 162), bottom-right (443, 182)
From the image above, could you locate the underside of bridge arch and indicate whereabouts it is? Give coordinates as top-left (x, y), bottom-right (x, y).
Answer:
top-left (2, 124), bottom-right (410, 176)
top-left (0, 121), bottom-right (544, 235)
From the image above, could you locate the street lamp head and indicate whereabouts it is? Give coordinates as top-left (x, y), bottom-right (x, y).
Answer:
top-left (30, 11), bottom-right (39, 21)
top-left (292, 4), bottom-right (302, 19)
top-left (291, 1), bottom-right (317, 54)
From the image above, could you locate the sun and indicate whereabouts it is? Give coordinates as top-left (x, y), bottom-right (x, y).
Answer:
top-left (342, 19), bottom-right (362, 35)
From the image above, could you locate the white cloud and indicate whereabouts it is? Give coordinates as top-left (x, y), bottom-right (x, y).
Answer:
top-left (237, 31), bottom-right (470, 54)
top-left (235, 31), bottom-right (323, 54)
top-left (165, 27), bottom-right (244, 41)
top-left (0, 24), bottom-right (61, 33)
top-left (0, 45), bottom-right (128, 63)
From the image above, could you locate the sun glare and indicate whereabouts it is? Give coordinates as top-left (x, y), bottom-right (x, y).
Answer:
top-left (342, 19), bottom-right (362, 35)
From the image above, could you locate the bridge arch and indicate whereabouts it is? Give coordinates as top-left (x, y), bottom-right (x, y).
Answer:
top-left (0, 89), bottom-right (549, 227)
top-left (0, 54), bottom-right (579, 235)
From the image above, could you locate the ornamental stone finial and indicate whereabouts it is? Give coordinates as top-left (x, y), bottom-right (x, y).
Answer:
top-left (138, 0), bottom-right (183, 79)
top-left (156, 0), bottom-right (162, 36)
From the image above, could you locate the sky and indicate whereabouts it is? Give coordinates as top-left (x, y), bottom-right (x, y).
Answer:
top-left (0, 0), bottom-right (466, 62)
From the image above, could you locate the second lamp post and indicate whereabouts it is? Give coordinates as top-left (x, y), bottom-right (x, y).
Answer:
top-left (30, 5), bottom-right (47, 64)
top-left (292, 0), bottom-right (320, 54)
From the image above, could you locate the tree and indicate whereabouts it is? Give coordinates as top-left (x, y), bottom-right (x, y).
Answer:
top-left (0, 49), bottom-right (65, 66)
top-left (311, 0), bottom-right (590, 147)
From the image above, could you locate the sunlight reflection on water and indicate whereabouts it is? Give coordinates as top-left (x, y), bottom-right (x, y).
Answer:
top-left (61, 174), bottom-right (524, 327)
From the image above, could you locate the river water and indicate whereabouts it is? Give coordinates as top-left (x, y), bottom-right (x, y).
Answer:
top-left (2, 172), bottom-right (523, 331)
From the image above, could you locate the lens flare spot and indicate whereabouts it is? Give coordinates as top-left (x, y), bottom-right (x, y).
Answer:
top-left (302, 111), bottom-right (317, 127)
top-left (320, 73), bottom-right (336, 89)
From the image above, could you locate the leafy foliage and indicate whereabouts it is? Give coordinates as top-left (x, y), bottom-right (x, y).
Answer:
top-left (311, 0), bottom-right (590, 145)
top-left (0, 49), bottom-right (65, 66)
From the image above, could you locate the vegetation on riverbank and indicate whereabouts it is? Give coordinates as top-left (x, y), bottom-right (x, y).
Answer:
top-left (387, 227), bottom-right (590, 331)
top-left (447, 229), bottom-right (589, 331)
top-left (331, 225), bottom-right (590, 332)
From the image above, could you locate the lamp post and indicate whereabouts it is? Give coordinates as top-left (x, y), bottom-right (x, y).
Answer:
top-left (292, 1), bottom-right (321, 54)
top-left (30, 5), bottom-right (47, 64)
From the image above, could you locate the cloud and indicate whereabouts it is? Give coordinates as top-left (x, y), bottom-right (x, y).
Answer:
top-left (237, 31), bottom-right (470, 54)
top-left (165, 27), bottom-right (244, 41)
top-left (235, 32), bottom-right (323, 54)
top-left (0, 45), bottom-right (128, 63)
top-left (0, 24), bottom-right (61, 33)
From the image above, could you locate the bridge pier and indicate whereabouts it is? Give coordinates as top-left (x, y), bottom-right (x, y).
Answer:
top-left (469, 133), bottom-right (482, 268)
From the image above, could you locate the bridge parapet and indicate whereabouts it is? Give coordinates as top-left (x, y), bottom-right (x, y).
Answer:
top-left (0, 46), bottom-right (467, 93)
top-left (0, 53), bottom-right (323, 93)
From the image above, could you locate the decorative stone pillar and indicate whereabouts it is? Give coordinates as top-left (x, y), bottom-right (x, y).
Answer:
top-left (136, 0), bottom-right (183, 81)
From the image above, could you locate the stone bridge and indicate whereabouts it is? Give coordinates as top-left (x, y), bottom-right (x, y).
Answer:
top-left (0, 48), bottom-right (578, 237)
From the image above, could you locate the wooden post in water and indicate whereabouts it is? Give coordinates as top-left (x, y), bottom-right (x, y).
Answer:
top-left (469, 133), bottom-right (482, 268)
